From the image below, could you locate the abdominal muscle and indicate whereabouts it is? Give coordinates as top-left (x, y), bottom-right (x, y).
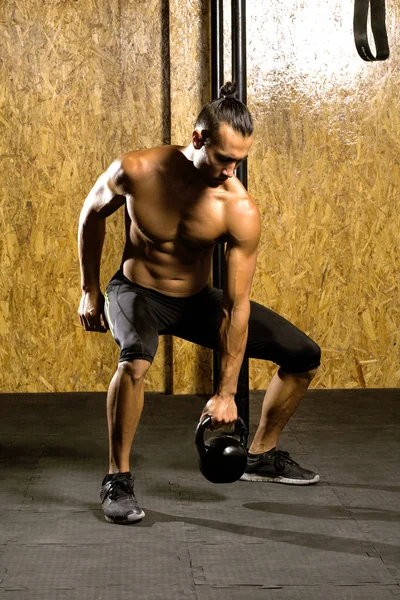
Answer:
top-left (121, 239), bottom-right (216, 297)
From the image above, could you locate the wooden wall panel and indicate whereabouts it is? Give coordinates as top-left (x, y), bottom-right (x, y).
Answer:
top-left (0, 0), bottom-right (122, 392)
top-left (1, 0), bottom-right (399, 393)
top-left (169, 0), bottom-right (212, 394)
top-left (246, 0), bottom-right (400, 389)
top-left (0, 0), bottom-right (165, 392)
top-left (118, 0), bottom-right (170, 392)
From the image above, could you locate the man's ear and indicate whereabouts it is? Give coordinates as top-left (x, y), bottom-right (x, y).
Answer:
top-left (192, 129), bottom-right (203, 149)
top-left (192, 129), bottom-right (209, 149)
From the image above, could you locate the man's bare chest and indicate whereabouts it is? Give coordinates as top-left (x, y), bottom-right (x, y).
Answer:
top-left (125, 190), bottom-right (225, 252)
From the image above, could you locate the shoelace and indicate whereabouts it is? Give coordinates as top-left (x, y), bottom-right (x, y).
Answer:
top-left (108, 478), bottom-right (135, 501)
top-left (275, 450), bottom-right (300, 471)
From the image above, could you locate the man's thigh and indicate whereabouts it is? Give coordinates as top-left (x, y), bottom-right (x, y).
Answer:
top-left (247, 301), bottom-right (321, 373)
top-left (167, 286), bottom-right (223, 349)
top-left (166, 287), bottom-right (320, 374)
top-left (105, 272), bottom-right (159, 364)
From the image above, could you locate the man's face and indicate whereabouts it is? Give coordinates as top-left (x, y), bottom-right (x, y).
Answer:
top-left (193, 123), bottom-right (253, 187)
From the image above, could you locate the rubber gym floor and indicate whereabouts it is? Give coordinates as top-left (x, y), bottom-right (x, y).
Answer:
top-left (1, 389), bottom-right (399, 600)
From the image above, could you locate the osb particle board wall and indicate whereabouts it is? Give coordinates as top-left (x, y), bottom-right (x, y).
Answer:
top-left (0, 0), bottom-right (398, 393)
top-left (0, 0), bottom-right (175, 392)
top-left (246, 0), bottom-right (400, 390)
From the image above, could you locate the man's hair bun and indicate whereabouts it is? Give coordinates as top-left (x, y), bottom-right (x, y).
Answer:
top-left (194, 80), bottom-right (253, 138)
top-left (219, 81), bottom-right (238, 99)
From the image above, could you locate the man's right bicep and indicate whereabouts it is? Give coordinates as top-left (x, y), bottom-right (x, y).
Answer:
top-left (81, 167), bottom-right (127, 221)
top-left (92, 178), bottom-right (126, 218)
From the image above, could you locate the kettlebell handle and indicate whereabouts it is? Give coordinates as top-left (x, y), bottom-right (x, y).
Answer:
top-left (234, 416), bottom-right (248, 446)
top-left (195, 414), bottom-right (248, 455)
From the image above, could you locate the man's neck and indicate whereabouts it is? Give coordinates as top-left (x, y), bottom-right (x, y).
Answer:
top-left (180, 143), bottom-right (195, 162)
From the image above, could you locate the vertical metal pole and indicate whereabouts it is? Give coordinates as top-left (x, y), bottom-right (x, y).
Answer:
top-left (211, 0), bottom-right (224, 102)
top-left (232, 0), bottom-right (249, 435)
top-left (161, 0), bottom-right (173, 393)
top-left (211, 0), bottom-right (225, 393)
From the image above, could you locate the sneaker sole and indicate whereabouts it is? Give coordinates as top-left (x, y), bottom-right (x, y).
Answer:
top-left (240, 473), bottom-right (319, 485)
top-left (104, 509), bottom-right (145, 524)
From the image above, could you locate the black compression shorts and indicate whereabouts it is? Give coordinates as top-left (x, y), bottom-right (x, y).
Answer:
top-left (104, 270), bottom-right (321, 373)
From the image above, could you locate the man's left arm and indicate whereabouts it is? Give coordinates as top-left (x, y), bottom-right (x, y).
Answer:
top-left (201, 196), bottom-right (261, 427)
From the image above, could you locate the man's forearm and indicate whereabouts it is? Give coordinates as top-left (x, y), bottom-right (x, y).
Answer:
top-left (78, 213), bottom-right (106, 292)
top-left (216, 304), bottom-right (250, 397)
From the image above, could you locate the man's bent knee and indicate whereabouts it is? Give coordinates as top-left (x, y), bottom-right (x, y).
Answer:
top-left (117, 360), bottom-right (151, 383)
top-left (280, 338), bottom-right (321, 377)
top-left (301, 338), bottom-right (321, 372)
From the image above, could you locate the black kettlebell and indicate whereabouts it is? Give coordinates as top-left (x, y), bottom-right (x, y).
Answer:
top-left (195, 415), bottom-right (248, 484)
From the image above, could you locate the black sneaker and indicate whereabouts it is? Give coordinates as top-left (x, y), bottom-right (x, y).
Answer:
top-left (100, 473), bottom-right (145, 523)
top-left (240, 448), bottom-right (319, 485)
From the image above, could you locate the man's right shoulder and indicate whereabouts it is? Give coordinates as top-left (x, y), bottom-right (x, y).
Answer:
top-left (119, 145), bottom-right (181, 176)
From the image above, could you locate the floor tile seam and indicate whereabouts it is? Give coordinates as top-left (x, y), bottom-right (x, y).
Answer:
top-left (161, 509), bottom-right (387, 553)
top-left (5, 444), bottom-right (46, 518)
top-left (0, 434), bottom-right (107, 440)
top-left (173, 479), bottom-right (201, 599)
top-left (19, 441), bottom-right (51, 514)
top-left (353, 520), bottom-right (400, 578)
top-left (326, 480), bottom-right (400, 581)
top-left (193, 582), bottom-right (398, 590)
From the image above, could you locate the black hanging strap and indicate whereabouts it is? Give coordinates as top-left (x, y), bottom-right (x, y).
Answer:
top-left (354, 0), bottom-right (389, 61)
